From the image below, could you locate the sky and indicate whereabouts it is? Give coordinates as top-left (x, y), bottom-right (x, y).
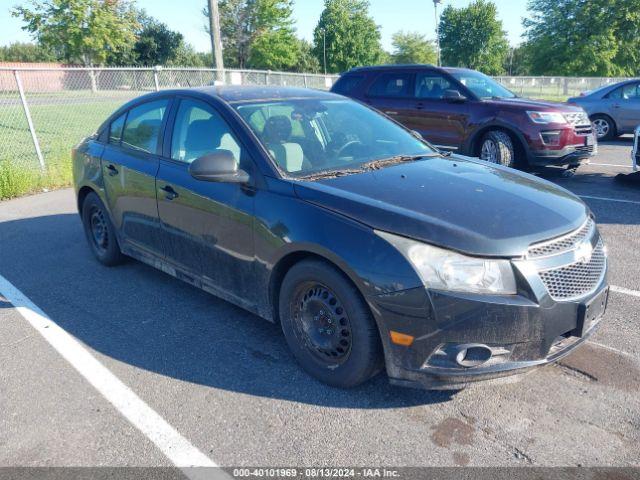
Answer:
top-left (0, 0), bottom-right (530, 52)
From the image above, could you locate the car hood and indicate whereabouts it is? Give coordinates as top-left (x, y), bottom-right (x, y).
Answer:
top-left (486, 97), bottom-right (582, 112)
top-left (293, 156), bottom-right (588, 257)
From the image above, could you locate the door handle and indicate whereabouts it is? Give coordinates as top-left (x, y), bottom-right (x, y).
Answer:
top-left (160, 185), bottom-right (179, 200)
top-left (416, 103), bottom-right (425, 110)
top-left (613, 104), bottom-right (621, 109)
top-left (385, 111), bottom-right (398, 116)
top-left (106, 164), bottom-right (119, 176)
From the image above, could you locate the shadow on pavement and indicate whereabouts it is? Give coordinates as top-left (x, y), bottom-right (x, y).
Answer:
top-left (0, 213), bottom-right (456, 409)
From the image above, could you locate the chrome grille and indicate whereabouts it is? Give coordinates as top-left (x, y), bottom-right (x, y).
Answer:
top-left (564, 111), bottom-right (590, 126)
top-left (538, 239), bottom-right (606, 301)
top-left (527, 218), bottom-right (595, 259)
top-left (574, 125), bottom-right (593, 136)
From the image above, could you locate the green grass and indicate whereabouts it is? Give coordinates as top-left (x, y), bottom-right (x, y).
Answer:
top-left (0, 93), bottom-right (132, 200)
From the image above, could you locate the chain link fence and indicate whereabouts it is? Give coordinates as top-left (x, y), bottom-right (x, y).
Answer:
top-left (495, 76), bottom-right (629, 101)
top-left (0, 66), bottom-right (634, 198)
top-left (0, 67), bottom-right (338, 179)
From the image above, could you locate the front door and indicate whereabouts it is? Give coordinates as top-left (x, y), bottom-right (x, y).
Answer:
top-left (409, 71), bottom-right (470, 150)
top-left (156, 97), bottom-right (256, 306)
top-left (101, 98), bottom-right (171, 257)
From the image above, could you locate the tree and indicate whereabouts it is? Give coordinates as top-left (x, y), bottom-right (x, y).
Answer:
top-left (503, 46), bottom-right (530, 76)
top-left (203, 0), bottom-right (299, 70)
top-left (294, 40), bottom-right (321, 73)
top-left (439, 0), bottom-right (509, 75)
top-left (0, 42), bottom-right (57, 63)
top-left (133, 19), bottom-right (184, 66)
top-left (12, 0), bottom-right (138, 66)
top-left (391, 31), bottom-right (437, 65)
top-left (312, 0), bottom-right (383, 73)
top-left (523, 0), bottom-right (640, 76)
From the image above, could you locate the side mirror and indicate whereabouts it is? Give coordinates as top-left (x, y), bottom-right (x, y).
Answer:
top-left (189, 151), bottom-right (249, 183)
top-left (444, 89), bottom-right (466, 103)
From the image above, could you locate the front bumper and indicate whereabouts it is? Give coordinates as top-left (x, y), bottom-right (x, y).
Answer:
top-left (369, 279), bottom-right (609, 390)
top-left (524, 126), bottom-right (597, 167)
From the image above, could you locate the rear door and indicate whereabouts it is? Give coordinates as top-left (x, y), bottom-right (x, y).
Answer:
top-left (101, 98), bottom-right (171, 257)
top-left (607, 82), bottom-right (640, 132)
top-left (155, 97), bottom-right (256, 305)
top-left (362, 71), bottom-right (416, 127)
top-left (410, 71), bottom-right (470, 149)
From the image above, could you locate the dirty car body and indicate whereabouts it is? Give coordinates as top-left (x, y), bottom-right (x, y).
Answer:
top-left (73, 86), bottom-right (609, 390)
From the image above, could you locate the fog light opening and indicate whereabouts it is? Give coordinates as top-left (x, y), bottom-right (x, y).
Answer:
top-left (454, 344), bottom-right (493, 368)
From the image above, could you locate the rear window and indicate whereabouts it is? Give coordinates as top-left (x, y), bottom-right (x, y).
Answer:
top-left (368, 73), bottom-right (413, 98)
top-left (332, 75), bottom-right (364, 95)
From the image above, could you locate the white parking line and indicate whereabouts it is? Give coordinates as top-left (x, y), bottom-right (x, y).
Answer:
top-left (579, 195), bottom-right (640, 205)
top-left (588, 163), bottom-right (634, 168)
top-left (611, 285), bottom-right (640, 298)
top-left (0, 274), bottom-right (221, 477)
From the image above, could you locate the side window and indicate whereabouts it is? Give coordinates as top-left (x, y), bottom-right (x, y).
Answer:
top-left (171, 99), bottom-right (242, 165)
top-left (608, 83), bottom-right (640, 100)
top-left (121, 99), bottom-right (169, 154)
top-left (109, 113), bottom-right (126, 144)
top-left (415, 73), bottom-right (455, 99)
top-left (332, 75), bottom-right (365, 95)
top-left (368, 73), bottom-right (413, 98)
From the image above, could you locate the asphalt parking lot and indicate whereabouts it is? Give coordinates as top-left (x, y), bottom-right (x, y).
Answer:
top-left (1, 138), bottom-right (639, 469)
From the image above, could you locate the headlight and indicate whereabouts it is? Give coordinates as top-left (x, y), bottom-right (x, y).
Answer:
top-left (375, 231), bottom-right (517, 295)
top-left (527, 111), bottom-right (568, 125)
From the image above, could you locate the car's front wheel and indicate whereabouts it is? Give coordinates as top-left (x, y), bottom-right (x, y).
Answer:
top-left (279, 260), bottom-right (383, 388)
top-left (479, 131), bottom-right (516, 168)
top-left (81, 192), bottom-right (125, 266)
top-left (591, 114), bottom-right (616, 141)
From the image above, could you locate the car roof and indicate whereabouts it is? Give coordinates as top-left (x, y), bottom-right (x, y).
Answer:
top-left (347, 64), bottom-right (437, 73)
top-left (344, 65), bottom-right (479, 75)
top-left (194, 85), bottom-right (341, 103)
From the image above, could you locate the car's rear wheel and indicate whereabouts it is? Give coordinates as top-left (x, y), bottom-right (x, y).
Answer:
top-left (81, 192), bottom-right (125, 266)
top-left (279, 260), bottom-right (383, 388)
top-left (591, 114), bottom-right (616, 141)
top-left (480, 131), bottom-right (516, 168)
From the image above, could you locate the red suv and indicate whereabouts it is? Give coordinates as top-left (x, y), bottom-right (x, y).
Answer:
top-left (331, 65), bottom-right (597, 170)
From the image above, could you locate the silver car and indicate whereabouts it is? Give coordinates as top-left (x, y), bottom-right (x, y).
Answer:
top-left (569, 79), bottom-right (640, 141)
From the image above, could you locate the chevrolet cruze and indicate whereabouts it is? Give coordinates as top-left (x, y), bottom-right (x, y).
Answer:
top-left (73, 86), bottom-right (609, 389)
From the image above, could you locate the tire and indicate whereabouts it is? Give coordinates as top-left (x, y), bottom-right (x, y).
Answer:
top-left (81, 192), bottom-right (125, 266)
top-left (479, 130), bottom-right (516, 168)
top-left (278, 259), bottom-right (383, 388)
top-left (591, 114), bottom-right (616, 141)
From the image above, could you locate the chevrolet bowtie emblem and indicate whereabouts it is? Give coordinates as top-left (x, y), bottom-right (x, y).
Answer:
top-left (575, 241), bottom-right (593, 264)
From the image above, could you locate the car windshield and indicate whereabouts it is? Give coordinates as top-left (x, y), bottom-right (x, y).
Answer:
top-left (451, 70), bottom-right (516, 100)
top-left (232, 98), bottom-right (435, 178)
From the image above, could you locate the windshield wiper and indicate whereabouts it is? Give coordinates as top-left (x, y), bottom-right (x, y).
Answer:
top-left (361, 153), bottom-right (438, 170)
top-left (297, 168), bottom-right (366, 180)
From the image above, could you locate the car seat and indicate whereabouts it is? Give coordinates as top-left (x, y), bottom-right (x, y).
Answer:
top-left (262, 115), bottom-right (306, 173)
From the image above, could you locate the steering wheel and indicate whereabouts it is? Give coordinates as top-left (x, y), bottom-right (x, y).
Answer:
top-left (334, 140), bottom-right (363, 160)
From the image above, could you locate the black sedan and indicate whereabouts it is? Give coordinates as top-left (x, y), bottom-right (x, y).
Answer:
top-left (73, 86), bottom-right (609, 390)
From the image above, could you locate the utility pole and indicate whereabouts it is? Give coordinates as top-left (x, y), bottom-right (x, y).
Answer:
top-left (208, 0), bottom-right (225, 83)
top-left (320, 28), bottom-right (327, 75)
top-left (433, 0), bottom-right (442, 67)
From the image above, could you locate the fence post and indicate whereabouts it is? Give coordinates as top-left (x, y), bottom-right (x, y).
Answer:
top-left (88, 69), bottom-right (98, 93)
top-left (153, 66), bottom-right (161, 91)
top-left (14, 70), bottom-right (46, 172)
top-left (303, 74), bottom-right (308, 88)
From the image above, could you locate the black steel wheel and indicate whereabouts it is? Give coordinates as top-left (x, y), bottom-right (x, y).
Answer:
top-left (291, 282), bottom-right (353, 364)
top-left (81, 192), bottom-right (125, 266)
top-left (279, 259), bottom-right (383, 388)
